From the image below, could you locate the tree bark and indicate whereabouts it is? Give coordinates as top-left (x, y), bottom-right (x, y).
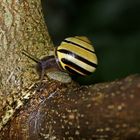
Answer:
top-left (0, 1), bottom-right (140, 140)
top-left (0, 74), bottom-right (140, 140)
top-left (0, 0), bottom-right (53, 132)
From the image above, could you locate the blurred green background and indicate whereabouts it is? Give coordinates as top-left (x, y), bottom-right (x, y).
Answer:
top-left (42, 0), bottom-right (140, 84)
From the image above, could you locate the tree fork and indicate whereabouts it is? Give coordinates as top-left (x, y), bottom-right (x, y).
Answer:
top-left (0, 0), bottom-right (140, 140)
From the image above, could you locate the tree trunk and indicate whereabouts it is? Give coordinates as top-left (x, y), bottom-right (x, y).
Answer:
top-left (0, 0), bottom-right (53, 132)
top-left (0, 1), bottom-right (140, 140)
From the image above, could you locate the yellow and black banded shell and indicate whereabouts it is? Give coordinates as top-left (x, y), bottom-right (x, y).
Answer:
top-left (55, 36), bottom-right (98, 76)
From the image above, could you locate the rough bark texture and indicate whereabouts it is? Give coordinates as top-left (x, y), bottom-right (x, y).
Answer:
top-left (0, 0), bottom-right (53, 91)
top-left (1, 1), bottom-right (140, 140)
top-left (0, 74), bottom-right (140, 140)
top-left (0, 0), bottom-right (53, 132)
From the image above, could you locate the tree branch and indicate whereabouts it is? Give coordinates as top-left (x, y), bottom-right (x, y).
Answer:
top-left (1, 75), bottom-right (140, 139)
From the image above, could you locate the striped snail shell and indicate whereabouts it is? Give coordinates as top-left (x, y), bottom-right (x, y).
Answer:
top-left (55, 36), bottom-right (98, 76)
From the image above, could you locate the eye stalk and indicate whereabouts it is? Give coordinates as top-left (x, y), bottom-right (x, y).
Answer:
top-left (22, 50), bottom-right (40, 63)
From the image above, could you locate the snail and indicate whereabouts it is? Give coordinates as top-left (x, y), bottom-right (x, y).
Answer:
top-left (22, 36), bottom-right (98, 83)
